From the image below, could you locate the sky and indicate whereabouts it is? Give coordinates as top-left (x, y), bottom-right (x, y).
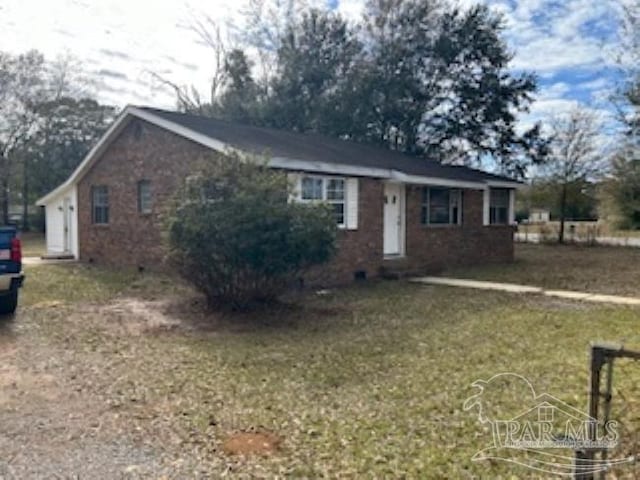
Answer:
top-left (0, 0), bottom-right (627, 133)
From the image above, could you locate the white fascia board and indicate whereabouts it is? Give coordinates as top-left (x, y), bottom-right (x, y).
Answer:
top-left (270, 157), bottom-right (488, 189)
top-left (127, 107), bottom-right (232, 154)
top-left (486, 180), bottom-right (525, 189)
top-left (268, 157), bottom-right (392, 179)
top-left (390, 171), bottom-right (484, 189)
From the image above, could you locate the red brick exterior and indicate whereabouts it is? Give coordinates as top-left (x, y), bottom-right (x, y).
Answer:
top-left (404, 186), bottom-right (514, 273)
top-left (77, 118), bottom-right (514, 285)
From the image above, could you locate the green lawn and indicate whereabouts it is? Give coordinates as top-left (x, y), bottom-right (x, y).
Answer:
top-left (7, 246), bottom-right (640, 477)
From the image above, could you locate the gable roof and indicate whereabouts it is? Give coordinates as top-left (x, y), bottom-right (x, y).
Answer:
top-left (37, 105), bottom-right (522, 205)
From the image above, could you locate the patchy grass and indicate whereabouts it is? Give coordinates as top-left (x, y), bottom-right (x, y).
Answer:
top-left (5, 259), bottom-right (640, 477)
top-left (21, 263), bottom-right (193, 307)
top-left (445, 243), bottom-right (640, 297)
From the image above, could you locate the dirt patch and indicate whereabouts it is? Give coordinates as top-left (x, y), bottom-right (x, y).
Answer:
top-left (100, 298), bottom-right (185, 335)
top-left (222, 430), bottom-right (283, 456)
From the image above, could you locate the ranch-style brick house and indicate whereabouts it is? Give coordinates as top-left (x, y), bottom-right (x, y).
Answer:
top-left (37, 106), bottom-right (522, 285)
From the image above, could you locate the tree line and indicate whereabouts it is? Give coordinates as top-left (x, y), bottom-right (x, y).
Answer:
top-left (517, 1), bottom-right (640, 240)
top-left (0, 51), bottom-right (116, 228)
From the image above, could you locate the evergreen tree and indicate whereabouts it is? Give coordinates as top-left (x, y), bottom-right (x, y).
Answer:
top-left (266, 8), bottom-right (361, 132)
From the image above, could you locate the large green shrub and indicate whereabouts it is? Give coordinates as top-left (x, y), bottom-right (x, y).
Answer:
top-left (166, 155), bottom-right (337, 309)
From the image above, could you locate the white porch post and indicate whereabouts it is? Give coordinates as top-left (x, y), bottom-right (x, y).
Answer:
top-left (482, 188), bottom-right (490, 226)
top-left (508, 189), bottom-right (516, 225)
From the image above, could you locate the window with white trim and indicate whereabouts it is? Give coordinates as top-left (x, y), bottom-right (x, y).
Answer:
top-left (91, 185), bottom-right (109, 224)
top-left (421, 187), bottom-right (461, 225)
top-left (300, 176), bottom-right (346, 226)
top-left (137, 180), bottom-right (152, 214)
top-left (489, 188), bottom-right (509, 225)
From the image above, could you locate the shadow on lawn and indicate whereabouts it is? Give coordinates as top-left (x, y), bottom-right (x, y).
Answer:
top-left (163, 293), bottom-right (351, 333)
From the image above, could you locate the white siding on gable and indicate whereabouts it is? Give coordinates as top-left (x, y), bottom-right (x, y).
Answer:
top-left (346, 178), bottom-right (358, 230)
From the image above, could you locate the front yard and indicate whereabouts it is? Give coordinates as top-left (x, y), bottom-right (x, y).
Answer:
top-left (447, 243), bottom-right (640, 297)
top-left (2, 245), bottom-right (640, 477)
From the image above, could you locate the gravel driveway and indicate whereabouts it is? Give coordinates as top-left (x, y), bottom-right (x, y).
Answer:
top-left (0, 302), bottom-right (220, 479)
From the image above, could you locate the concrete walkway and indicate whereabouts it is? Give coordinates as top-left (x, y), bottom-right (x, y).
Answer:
top-left (515, 232), bottom-right (640, 248)
top-left (410, 276), bottom-right (640, 306)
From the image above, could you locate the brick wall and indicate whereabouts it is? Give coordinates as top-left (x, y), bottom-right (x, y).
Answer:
top-left (78, 119), bottom-right (215, 267)
top-left (77, 119), bottom-right (385, 284)
top-left (77, 118), bottom-right (513, 285)
top-left (404, 186), bottom-right (514, 272)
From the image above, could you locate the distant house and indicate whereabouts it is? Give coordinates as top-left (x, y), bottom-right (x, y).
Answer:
top-left (37, 106), bottom-right (521, 284)
top-left (528, 208), bottom-right (551, 224)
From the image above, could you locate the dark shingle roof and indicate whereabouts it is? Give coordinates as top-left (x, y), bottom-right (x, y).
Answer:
top-left (140, 107), bottom-right (520, 185)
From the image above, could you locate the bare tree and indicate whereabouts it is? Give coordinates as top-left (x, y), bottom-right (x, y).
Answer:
top-left (150, 12), bottom-right (230, 113)
top-left (238, 0), bottom-right (307, 88)
top-left (540, 108), bottom-right (605, 243)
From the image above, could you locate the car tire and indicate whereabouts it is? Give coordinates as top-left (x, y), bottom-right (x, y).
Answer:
top-left (0, 288), bottom-right (18, 315)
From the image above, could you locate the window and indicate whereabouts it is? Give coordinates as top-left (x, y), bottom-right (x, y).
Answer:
top-left (490, 189), bottom-right (510, 225)
top-left (301, 177), bottom-right (323, 200)
top-left (91, 186), bottom-right (109, 224)
top-left (421, 187), bottom-right (461, 225)
top-left (300, 176), bottom-right (346, 226)
top-left (137, 180), bottom-right (152, 214)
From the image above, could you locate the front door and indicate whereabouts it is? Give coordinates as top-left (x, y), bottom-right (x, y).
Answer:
top-left (62, 197), bottom-right (71, 253)
top-left (383, 183), bottom-right (404, 256)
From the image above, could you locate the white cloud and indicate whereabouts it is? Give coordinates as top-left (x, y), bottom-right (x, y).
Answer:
top-left (2, 0), bottom-right (244, 107)
top-left (497, 0), bottom-right (620, 72)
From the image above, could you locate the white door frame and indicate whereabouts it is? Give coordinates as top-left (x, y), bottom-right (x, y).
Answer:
top-left (383, 182), bottom-right (406, 257)
top-left (62, 197), bottom-right (72, 253)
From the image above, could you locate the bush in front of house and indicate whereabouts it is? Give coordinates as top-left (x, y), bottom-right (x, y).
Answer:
top-left (166, 155), bottom-right (337, 310)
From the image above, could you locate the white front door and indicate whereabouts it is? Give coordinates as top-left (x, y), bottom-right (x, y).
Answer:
top-left (62, 197), bottom-right (71, 253)
top-left (383, 183), bottom-right (404, 256)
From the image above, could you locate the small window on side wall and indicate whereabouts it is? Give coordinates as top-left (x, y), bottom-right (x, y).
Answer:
top-left (137, 180), bottom-right (152, 214)
top-left (489, 188), bottom-right (509, 225)
top-left (91, 185), bottom-right (109, 224)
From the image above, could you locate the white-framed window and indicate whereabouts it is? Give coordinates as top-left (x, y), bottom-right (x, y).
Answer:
top-left (300, 175), bottom-right (346, 226)
top-left (91, 185), bottom-right (109, 224)
top-left (137, 180), bottom-right (152, 214)
top-left (421, 187), bottom-right (462, 225)
top-left (490, 188), bottom-right (510, 225)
